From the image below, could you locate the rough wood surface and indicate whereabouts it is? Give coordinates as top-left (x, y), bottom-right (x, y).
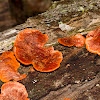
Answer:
top-left (0, 0), bottom-right (100, 100)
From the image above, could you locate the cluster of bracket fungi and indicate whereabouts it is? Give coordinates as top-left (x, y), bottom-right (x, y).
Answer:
top-left (58, 26), bottom-right (100, 55)
top-left (0, 27), bottom-right (100, 100)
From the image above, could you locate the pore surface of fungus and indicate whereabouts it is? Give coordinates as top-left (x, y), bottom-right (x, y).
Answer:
top-left (13, 29), bottom-right (63, 72)
top-left (58, 34), bottom-right (85, 47)
top-left (0, 81), bottom-right (29, 100)
top-left (0, 51), bottom-right (26, 82)
top-left (85, 27), bottom-right (100, 55)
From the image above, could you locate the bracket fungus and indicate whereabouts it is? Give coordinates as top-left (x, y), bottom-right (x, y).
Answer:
top-left (85, 27), bottom-right (100, 55)
top-left (0, 81), bottom-right (29, 100)
top-left (63, 98), bottom-right (71, 100)
top-left (13, 29), bottom-right (63, 72)
top-left (58, 34), bottom-right (85, 47)
top-left (0, 51), bottom-right (26, 82)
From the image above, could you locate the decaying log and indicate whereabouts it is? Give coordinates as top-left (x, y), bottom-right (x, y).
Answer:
top-left (40, 74), bottom-right (100, 100)
top-left (0, 0), bottom-right (100, 100)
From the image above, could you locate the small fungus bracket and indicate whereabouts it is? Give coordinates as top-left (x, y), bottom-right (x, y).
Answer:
top-left (0, 51), bottom-right (26, 82)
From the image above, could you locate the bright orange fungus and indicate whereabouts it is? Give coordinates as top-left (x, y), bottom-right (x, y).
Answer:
top-left (0, 51), bottom-right (26, 82)
top-left (63, 98), bottom-right (71, 100)
top-left (58, 34), bottom-right (85, 47)
top-left (0, 81), bottom-right (29, 100)
top-left (13, 29), bottom-right (63, 72)
top-left (85, 27), bottom-right (100, 55)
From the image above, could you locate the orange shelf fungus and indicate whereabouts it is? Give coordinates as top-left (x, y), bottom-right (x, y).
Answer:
top-left (85, 27), bottom-right (100, 55)
top-left (0, 51), bottom-right (26, 82)
top-left (0, 81), bottom-right (30, 100)
top-left (63, 98), bottom-right (71, 100)
top-left (13, 29), bottom-right (63, 72)
top-left (58, 34), bottom-right (85, 47)
top-left (86, 30), bottom-right (95, 38)
top-left (86, 27), bottom-right (100, 38)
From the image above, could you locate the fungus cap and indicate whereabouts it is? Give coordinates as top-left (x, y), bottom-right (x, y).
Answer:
top-left (73, 34), bottom-right (85, 47)
top-left (86, 27), bottom-right (100, 38)
top-left (0, 81), bottom-right (29, 100)
top-left (14, 29), bottom-right (49, 65)
top-left (86, 30), bottom-right (95, 38)
top-left (0, 51), bottom-right (26, 82)
top-left (63, 98), bottom-right (71, 100)
top-left (85, 27), bottom-right (100, 55)
top-left (13, 29), bottom-right (63, 72)
top-left (58, 34), bottom-right (85, 47)
top-left (58, 36), bottom-right (74, 47)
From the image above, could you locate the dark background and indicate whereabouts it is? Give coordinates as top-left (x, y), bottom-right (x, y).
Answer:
top-left (0, 0), bottom-right (17, 32)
